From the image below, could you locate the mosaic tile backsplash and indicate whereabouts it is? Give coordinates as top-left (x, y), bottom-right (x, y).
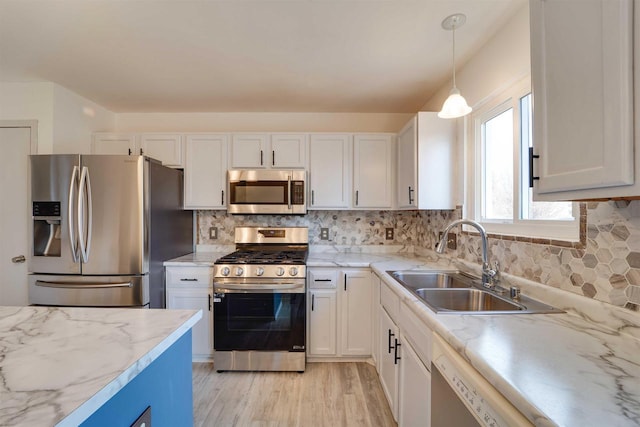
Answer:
top-left (198, 201), bottom-right (640, 311)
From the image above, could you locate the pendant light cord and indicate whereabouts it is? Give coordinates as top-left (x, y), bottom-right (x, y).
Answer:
top-left (452, 23), bottom-right (457, 89)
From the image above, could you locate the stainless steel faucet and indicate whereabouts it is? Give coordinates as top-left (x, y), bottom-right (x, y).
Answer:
top-left (435, 219), bottom-right (498, 288)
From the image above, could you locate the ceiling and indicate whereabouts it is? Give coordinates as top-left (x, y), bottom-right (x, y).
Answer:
top-left (0, 0), bottom-right (526, 113)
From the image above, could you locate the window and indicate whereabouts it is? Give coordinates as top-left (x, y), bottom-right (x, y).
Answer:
top-left (466, 78), bottom-right (579, 241)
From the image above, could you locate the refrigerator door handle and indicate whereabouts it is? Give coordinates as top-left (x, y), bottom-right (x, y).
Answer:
top-left (35, 280), bottom-right (133, 289)
top-left (68, 166), bottom-right (79, 263)
top-left (78, 166), bottom-right (93, 263)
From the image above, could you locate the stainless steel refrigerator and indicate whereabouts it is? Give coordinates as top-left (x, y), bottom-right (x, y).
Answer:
top-left (28, 155), bottom-right (192, 308)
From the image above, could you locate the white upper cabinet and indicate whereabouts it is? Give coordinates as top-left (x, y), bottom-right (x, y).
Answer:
top-left (308, 134), bottom-right (351, 209)
top-left (230, 133), bottom-right (307, 169)
top-left (92, 133), bottom-right (184, 168)
top-left (270, 134), bottom-right (308, 168)
top-left (396, 113), bottom-right (455, 210)
top-left (139, 134), bottom-right (184, 168)
top-left (92, 133), bottom-right (137, 155)
top-left (184, 134), bottom-right (229, 209)
top-left (530, 0), bottom-right (635, 200)
top-left (353, 134), bottom-right (394, 209)
top-left (230, 133), bottom-right (269, 168)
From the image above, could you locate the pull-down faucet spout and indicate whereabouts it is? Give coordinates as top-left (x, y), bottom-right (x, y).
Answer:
top-left (436, 219), bottom-right (498, 288)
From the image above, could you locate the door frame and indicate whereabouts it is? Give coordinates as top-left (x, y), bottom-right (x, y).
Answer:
top-left (0, 120), bottom-right (38, 151)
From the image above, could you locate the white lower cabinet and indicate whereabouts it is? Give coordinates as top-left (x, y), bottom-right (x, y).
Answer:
top-left (398, 334), bottom-right (431, 427)
top-left (377, 273), bottom-right (432, 426)
top-left (379, 305), bottom-right (400, 420)
top-left (165, 266), bottom-right (214, 361)
top-left (306, 268), bottom-right (372, 358)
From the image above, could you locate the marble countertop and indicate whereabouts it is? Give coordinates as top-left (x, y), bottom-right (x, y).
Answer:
top-left (0, 306), bottom-right (201, 427)
top-left (165, 250), bottom-right (640, 425)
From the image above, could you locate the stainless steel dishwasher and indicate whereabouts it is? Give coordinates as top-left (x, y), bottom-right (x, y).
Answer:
top-left (431, 333), bottom-right (533, 427)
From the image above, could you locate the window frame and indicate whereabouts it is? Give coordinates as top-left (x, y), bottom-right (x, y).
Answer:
top-left (465, 77), bottom-right (580, 242)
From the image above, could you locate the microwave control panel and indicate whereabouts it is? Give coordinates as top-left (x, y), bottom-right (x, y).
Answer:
top-left (291, 181), bottom-right (305, 205)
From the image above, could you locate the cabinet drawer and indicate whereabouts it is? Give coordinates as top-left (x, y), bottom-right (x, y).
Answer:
top-left (399, 301), bottom-right (431, 367)
top-left (166, 266), bottom-right (213, 287)
top-left (308, 269), bottom-right (338, 289)
top-left (380, 279), bottom-right (400, 321)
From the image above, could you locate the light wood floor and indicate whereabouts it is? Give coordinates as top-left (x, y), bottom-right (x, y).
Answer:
top-left (193, 362), bottom-right (397, 427)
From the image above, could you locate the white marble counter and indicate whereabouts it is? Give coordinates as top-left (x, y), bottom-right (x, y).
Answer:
top-left (163, 251), bottom-right (228, 266)
top-left (0, 306), bottom-right (201, 427)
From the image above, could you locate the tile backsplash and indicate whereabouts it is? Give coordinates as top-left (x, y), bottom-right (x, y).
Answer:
top-left (198, 201), bottom-right (640, 311)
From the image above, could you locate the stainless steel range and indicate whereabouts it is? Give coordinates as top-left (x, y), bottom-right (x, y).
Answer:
top-left (213, 227), bottom-right (308, 372)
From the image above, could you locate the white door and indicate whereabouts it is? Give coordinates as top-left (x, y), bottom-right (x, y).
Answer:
top-left (230, 134), bottom-right (269, 168)
top-left (353, 134), bottom-right (394, 208)
top-left (184, 134), bottom-right (229, 209)
top-left (0, 124), bottom-right (35, 305)
top-left (166, 288), bottom-right (213, 358)
top-left (397, 117), bottom-right (417, 209)
top-left (91, 133), bottom-right (137, 155)
top-left (308, 134), bottom-right (351, 209)
top-left (308, 289), bottom-right (337, 356)
top-left (398, 336), bottom-right (431, 427)
top-left (270, 134), bottom-right (307, 168)
top-left (139, 134), bottom-right (184, 168)
top-left (341, 270), bottom-right (373, 356)
top-left (379, 306), bottom-right (399, 420)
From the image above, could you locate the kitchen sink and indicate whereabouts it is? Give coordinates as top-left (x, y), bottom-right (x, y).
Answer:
top-left (387, 270), bottom-right (563, 314)
top-left (387, 270), bottom-right (478, 290)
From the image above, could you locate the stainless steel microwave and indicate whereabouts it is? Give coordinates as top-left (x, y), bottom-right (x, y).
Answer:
top-left (227, 170), bottom-right (306, 215)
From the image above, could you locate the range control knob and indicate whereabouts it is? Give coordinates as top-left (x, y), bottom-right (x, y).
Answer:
top-left (255, 267), bottom-right (265, 276)
top-left (220, 267), bottom-right (230, 276)
top-left (234, 267), bottom-right (244, 276)
top-left (289, 267), bottom-right (299, 276)
top-left (275, 267), bottom-right (285, 276)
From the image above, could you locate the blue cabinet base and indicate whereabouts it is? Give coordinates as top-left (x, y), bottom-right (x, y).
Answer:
top-left (81, 331), bottom-right (193, 427)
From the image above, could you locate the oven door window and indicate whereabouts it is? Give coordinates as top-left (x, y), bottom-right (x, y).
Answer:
top-left (214, 292), bottom-right (305, 352)
top-left (229, 181), bottom-right (289, 205)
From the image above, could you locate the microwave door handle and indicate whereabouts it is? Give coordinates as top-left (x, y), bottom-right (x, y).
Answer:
top-left (68, 165), bottom-right (79, 262)
top-left (287, 175), bottom-right (292, 210)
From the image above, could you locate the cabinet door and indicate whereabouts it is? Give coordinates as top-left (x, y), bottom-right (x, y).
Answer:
top-left (397, 118), bottom-right (417, 209)
top-left (308, 134), bottom-right (351, 209)
top-left (530, 0), bottom-right (634, 197)
top-left (91, 133), bottom-right (136, 155)
top-left (353, 134), bottom-right (394, 208)
top-left (308, 289), bottom-right (337, 356)
top-left (398, 336), bottom-right (431, 427)
top-left (340, 270), bottom-right (372, 356)
top-left (230, 134), bottom-right (269, 168)
top-left (139, 134), bottom-right (184, 168)
top-left (166, 288), bottom-right (213, 359)
top-left (379, 306), bottom-right (399, 420)
top-left (184, 134), bottom-right (229, 209)
top-left (271, 134), bottom-right (307, 168)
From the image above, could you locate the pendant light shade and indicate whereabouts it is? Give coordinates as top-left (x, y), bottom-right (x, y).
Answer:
top-left (438, 13), bottom-right (472, 119)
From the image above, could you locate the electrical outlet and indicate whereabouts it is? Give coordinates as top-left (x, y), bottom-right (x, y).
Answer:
top-left (437, 232), bottom-right (457, 250)
top-left (209, 227), bottom-right (218, 240)
top-left (385, 228), bottom-right (394, 240)
top-left (320, 228), bottom-right (329, 240)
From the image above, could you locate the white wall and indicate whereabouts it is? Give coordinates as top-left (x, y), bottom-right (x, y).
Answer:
top-left (115, 112), bottom-right (412, 133)
top-left (0, 82), bottom-right (55, 153)
top-left (0, 82), bottom-right (116, 154)
top-left (52, 85), bottom-right (116, 154)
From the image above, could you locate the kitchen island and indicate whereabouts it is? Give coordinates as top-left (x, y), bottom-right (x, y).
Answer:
top-left (0, 305), bottom-right (201, 426)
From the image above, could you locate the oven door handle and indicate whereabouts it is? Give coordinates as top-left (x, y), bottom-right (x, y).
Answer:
top-left (214, 283), bottom-right (305, 293)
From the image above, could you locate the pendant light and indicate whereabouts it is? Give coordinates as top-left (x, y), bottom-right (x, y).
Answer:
top-left (438, 13), bottom-right (472, 119)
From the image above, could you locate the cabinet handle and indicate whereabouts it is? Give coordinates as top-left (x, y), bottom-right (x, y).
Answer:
top-left (260, 150), bottom-right (264, 166)
top-left (311, 190), bottom-right (314, 205)
top-left (180, 278), bottom-right (198, 282)
top-left (272, 150), bottom-right (275, 166)
top-left (221, 190), bottom-right (225, 205)
top-left (140, 148), bottom-right (143, 155)
top-left (529, 147), bottom-right (540, 188)
top-left (128, 148), bottom-right (132, 155)
top-left (394, 339), bottom-right (401, 365)
top-left (344, 273), bottom-right (347, 291)
top-left (314, 279), bottom-right (332, 282)
top-left (311, 293), bottom-right (315, 311)
top-left (408, 186), bottom-right (414, 204)
top-left (208, 294), bottom-right (212, 311)
top-left (355, 190), bottom-right (359, 206)
top-left (388, 329), bottom-right (395, 353)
